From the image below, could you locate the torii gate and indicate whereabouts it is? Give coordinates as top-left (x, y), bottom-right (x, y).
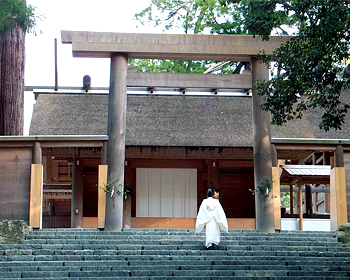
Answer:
top-left (62, 31), bottom-right (290, 232)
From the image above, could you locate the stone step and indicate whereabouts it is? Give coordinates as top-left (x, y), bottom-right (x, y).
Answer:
top-left (1, 277), bottom-right (348, 280)
top-left (0, 229), bottom-right (347, 280)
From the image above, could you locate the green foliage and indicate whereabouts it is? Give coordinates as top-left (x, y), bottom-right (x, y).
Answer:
top-left (0, 0), bottom-right (40, 36)
top-left (97, 179), bottom-right (133, 200)
top-left (129, 59), bottom-right (206, 73)
top-left (256, 0), bottom-right (350, 131)
top-left (249, 178), bottom-right (275, 199)
top-left (337, 223), bottom-right (350, 246)
top-left (133, 0), bottom-right (248, 73)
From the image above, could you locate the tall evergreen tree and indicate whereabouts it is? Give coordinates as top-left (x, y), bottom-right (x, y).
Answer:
top-left (0, 0), bottom-right (38, 135)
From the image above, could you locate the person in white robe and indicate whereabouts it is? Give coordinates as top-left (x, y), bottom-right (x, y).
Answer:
top-left (195, 188), bottom-right (228, 249)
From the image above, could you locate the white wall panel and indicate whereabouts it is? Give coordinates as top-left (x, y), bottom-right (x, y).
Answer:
top-left (188, 169), bottom-right (198, 217)
top-left (136, 168), bottom-right (197, 218)
top-left (148, 169), bottom-right (161, 217)
top-left (160, 169), bottom-right (174, 217)
top-left (173, 169), bottom-right (185, 218)
top-left (136, 168), bottom-right (149, 217)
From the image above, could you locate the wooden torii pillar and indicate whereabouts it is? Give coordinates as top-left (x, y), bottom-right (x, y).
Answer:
top-left (105, 53), bottom-right (128, 232)
top-left (252, 58), bottom-right (275, 232)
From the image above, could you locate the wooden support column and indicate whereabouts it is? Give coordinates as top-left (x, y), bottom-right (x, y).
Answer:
top-left (271, 144), bottom-right (281, 230)
top-left (207, 160), bottom-right (219, 189)
top-left (335, 145), bottom-right (344, 167)
top-left (297, 178), bottom-right (303, 231)
top-left (105, 53), bottom-right (128, 232)
top-left (29, 141), bottom-right (43, 229)
top-left (323, 151), bottom-right (331, 213)
top-left (71, 157), bottom-right (83, 228)
top-left (305, 185), bottom-right (312, 217)
top-left (98, 165), bottom-right (108, 229)
top-left (330, 145), bottom-right (348, 230)
top-left (252, 57), bottom-right (274, 233)
top-left (101, 141), bottom-right (108, 165)
top-left (32, 141), bottom-right (42, 164)
top-left (290, 185), bottom-right (294, 216)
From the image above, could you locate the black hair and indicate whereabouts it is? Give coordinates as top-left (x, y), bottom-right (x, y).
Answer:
top-left (212, 187), bottom-right (220, 193)
top-left (207, 188), bottom-right (213, 197)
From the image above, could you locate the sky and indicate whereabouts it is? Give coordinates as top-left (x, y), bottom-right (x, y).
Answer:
top-left (24, 0), bottom-right (164, 135)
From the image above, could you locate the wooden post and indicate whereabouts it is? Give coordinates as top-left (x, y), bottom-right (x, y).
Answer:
top-left (98, 165), bottom-right (108, 229)
top-left (101, 141), bottom-right (108, 165)
top-left (29, 164), bottom-right (43, 229)
top-left (335, 145), bottom-right (344, 167)
top-left (330, 167), bottom-right (348, 230)
top-left (323, 151), bottom-right (331, 213)
top-left (29, 141), bottom-right (43, 229)
top-left (298, 178), bottom-right (303, 231)
top-left (105, 53), bottom-right (128, 232)
top-left (271, 144), bottom-right (281, 230)
top-left (32, 141), bottom-right (42, 164)
top-left (54, 38), bottom-right (58, 91)
top-left (71, 156), bottom-right (83, 228)
top-left (252, 57), bottom-right (274, 233)
top-left (290, 185), bottom-right (294, 216)
top-left (330, 145), bottom-right (348, 229)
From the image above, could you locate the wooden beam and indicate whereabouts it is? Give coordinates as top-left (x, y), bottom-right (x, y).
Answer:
top-left (127, 71), bottom-right (252, 89)
top-left (61, 31), bottom-right (291, 60)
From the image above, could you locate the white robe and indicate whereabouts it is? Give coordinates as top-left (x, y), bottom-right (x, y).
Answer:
top-left (195, 197), bottom-right (228, 247)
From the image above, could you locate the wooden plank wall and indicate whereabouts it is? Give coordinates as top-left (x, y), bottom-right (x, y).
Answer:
top-left (0, 147), bottom-right (32, 221)
top-left (219, 174), bottom-right (255, 218)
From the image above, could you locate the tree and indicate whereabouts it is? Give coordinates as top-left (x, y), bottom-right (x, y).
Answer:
top-left (135, 0), bottom-right (350, 131)
top-left (0, 0), bottom-right (38, 135)
top-left (251, 0), bottom-right (350, 131)
top-left (133, 0), bottom-right (249, 73)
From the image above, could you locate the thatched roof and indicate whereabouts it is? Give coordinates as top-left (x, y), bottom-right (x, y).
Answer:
top-left (30, 93), bottom-right (350, 147)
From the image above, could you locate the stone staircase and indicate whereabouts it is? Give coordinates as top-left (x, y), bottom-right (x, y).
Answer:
top-left (0, 228), bottom-right (349, 279)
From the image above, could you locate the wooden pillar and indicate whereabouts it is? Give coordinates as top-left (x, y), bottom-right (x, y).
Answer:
top-left (207, 160), bottom-right (219, 189)
top-left (29, 141), bottom-right (43, 229)
top-left (271, 144), bottom-right (281, 230)
top-left (105, 53), bottom-right (128, 232)
top-left (252, 57), bottom-right (274, 233)
top-left (305, 185), bottom-right (312, 217)
top-left (101, 141), bottom-right (108, 165)
top-left (32, 141), bottom-right (42, 164)
top-left (71, 156), bottom-right (83, 228)
top-left (297, 178), bottom-right (303, 231)
top-left (323, 151), bottom-right (331, 213)
top-left (335, 145), bottom-right (344, 167)
top-left (98, 165), bottom-right (108, 229)
top-left (330, 145), bottom-right (348, 229)
top-left (290, 185), bottom-right (294, 216)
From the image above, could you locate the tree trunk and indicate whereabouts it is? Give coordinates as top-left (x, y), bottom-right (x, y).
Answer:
top-left (0, 24), bottom-right (25, 135)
